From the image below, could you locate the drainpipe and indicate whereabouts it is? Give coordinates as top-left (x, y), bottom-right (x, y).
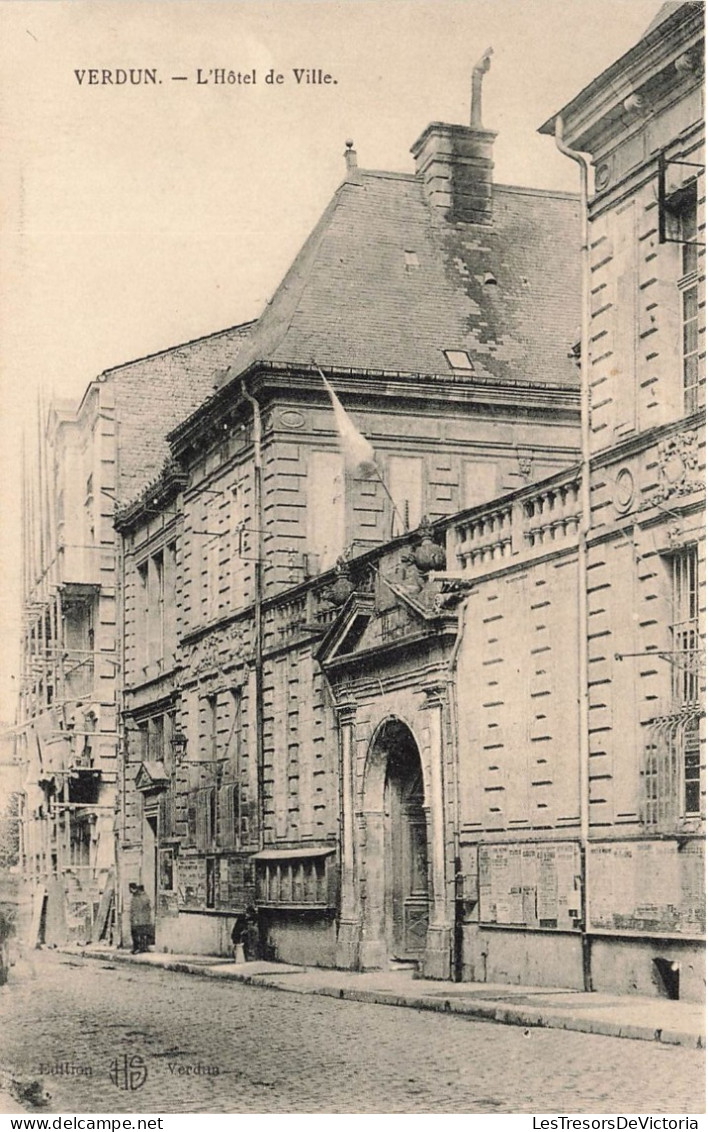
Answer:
top-left (555, 115), bottom-right (593, 991)
top-left (447, 595), bottom-right (469, 982)
top-left (241, 381), bottom-right (265, 852)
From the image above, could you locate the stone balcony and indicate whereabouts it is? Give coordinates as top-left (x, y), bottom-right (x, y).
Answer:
top-left (444, 469), bottom-right (581, 578)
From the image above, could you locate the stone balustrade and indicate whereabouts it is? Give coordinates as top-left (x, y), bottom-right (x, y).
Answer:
top-left (522, 479), bottom-right (580, 548)
top-left (449, 473), bottom-right (581, 574)
top-left (453, 505), bottom-right (513, 571)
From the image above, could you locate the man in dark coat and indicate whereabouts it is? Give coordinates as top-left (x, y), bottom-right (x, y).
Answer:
top-left (231, 905), bottom-right (259, 962)
top-left (129, 884), bottom-right (153, 953)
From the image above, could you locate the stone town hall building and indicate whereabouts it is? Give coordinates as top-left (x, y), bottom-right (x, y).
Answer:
top-left (16, 4), bottom-right (704, 999)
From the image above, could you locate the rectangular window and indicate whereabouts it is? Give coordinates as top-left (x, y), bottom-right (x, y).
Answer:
top-left (228, 687), bottom-right (242, 774)
top-left (671, 545), bottom-right (699, 707)
top-left (684, 720), bottom-right (701, 816)
top-left (681, 281), bottom-right (703, 413)
top-left (306, 451), bottom-right (345, 573)
top-left (672, 182), bottom-right (705, 414)
top-left (136, 562), bottom-right (149, 671)
top-left (670, 545), bottom-right (702, 817)
top-left (159, 848), bottom-right (175, 892)
top-left (256, 855), bottom-right (333, 907)
top-left (205, 856), bottom-right (216, 908)
top-left (147, 551), bottom-right (164, 664)
top-left (148, 714), bottom-right (165, 762)
top-left (389, 456), bottom-right (423, 536)
top-left (644, 545), bottom-right (704, 828)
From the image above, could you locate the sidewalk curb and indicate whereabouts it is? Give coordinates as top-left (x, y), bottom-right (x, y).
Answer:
top-left (67, 949), bottom-right (704, 1050)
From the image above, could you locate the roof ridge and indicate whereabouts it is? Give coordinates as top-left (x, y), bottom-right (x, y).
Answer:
top-left (494, 183), bottom-right (581, 200)
top-left (358, 169), bottom-right (418, 182)
top-left (100, 319), bottom-right (256, 377)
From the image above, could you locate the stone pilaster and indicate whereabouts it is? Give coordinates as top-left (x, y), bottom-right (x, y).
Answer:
top-left (420, 683), bottom-right (452, 979)
top-left (335, 702), bottom-right (361, 970)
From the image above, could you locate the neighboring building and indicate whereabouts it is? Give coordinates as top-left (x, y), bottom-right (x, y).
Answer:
top-left (116, 74), bottom-right (583, 966)
top-left (535, 0), bottom-right (705, 999)
top-left (16, 325), bottom-right (253, 943)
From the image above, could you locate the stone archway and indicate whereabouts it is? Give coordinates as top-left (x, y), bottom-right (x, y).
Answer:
top-left (360, 718), bottom-right (430, 970)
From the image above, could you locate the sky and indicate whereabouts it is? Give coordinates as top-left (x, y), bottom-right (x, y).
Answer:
top-left (0, 0), bottom-right (665, 722)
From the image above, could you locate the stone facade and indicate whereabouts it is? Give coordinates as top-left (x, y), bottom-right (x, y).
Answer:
top-left (17, 326), bottom-right (253, 945)
top-left (20, 3), bottom-right (704, 1000)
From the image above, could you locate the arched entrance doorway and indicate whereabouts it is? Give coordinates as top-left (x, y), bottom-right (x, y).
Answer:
top-left (362, 719), bottom-right (429, 967)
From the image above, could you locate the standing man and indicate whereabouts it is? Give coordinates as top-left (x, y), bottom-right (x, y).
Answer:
top-left (129, 883), bottom-right (153, 953)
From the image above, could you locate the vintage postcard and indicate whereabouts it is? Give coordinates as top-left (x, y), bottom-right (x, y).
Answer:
top-left (0, 0), bottom-right (704, 1119)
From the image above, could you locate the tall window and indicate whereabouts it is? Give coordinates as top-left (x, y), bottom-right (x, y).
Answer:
top-left (673, 183), bottom-right (704, 414)
top-left (672, 545), bottom-right (701, 817)
top-left (148, 714), bottom-right (165, 762)
top-left (136, 562), bottom-right (149, 671)
top-left (683, 720), bottom-right (701, 817)
top-left (148, 550), bottom-right (164, 663)
top-left (306, 451), bottom-right (345, 572)
top-left (671, 544), bottom-right (700, 708)
top-left (389, 456), bottom-right (423, 536)
top-left (642, 545), bottom-right (703, 827)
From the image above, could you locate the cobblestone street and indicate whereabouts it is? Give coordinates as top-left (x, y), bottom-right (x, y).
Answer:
top-left (0, 951), bottom-right (704, 1114)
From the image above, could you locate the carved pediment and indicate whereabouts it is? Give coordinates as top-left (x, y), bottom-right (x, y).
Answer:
top-left (315, 572), bottom-right (451, 668)
top-left (134, 761), bottom-right (169, 793)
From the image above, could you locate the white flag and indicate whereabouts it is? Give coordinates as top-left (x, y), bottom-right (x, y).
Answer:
top-left (317, 368), bottom-right (377, 478)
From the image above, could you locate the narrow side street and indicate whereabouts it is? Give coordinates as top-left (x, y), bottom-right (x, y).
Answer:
top-left (0, 951), bottom-right (704, 1115)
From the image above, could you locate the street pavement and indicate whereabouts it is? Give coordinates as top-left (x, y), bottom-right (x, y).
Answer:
top-left (0, 949), bottom-right (704, 1115)
top-left (70, 943), bottom-right (705, 1049)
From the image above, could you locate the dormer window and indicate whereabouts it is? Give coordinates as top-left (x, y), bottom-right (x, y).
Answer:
top-left (404, 250), bottom-right (419, 270)
top-left (443, 349), bottom-right (474, 371)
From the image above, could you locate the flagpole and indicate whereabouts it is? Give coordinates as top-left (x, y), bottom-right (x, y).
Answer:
top-left (371, 466), bottom-right (407, 538)
top-left (312, 363), bottom-right (407, 537)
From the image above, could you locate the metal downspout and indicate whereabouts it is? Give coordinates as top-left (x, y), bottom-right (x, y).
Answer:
top-left (554, 115), bottom-right (593, 991)
top-left (241, 381), bottom-right (265, 852)
top-left (448, 595), bottom-right (469, 981)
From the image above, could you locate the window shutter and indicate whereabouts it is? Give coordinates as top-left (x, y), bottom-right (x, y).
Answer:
top-left (186, 791), bottom-right (198, 847)
top-left (217, 784), bottom-right (236, 849)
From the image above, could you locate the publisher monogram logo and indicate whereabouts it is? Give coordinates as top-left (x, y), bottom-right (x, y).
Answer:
top-left (109, 1053), bottom-right (148, 1091)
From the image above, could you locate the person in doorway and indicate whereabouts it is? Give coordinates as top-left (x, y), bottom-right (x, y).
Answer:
top-left (244, 904), bottom-right (260, 962)
top-left (129, 883), bottom-right (153, 953)
top-left (231, 905), bottom-right (260, 962)
top-left (230, 913), bottom-right (247, 964)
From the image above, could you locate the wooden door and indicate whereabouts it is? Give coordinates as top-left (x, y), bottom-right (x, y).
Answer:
top-left (387, 763), bottom-right (428, 959)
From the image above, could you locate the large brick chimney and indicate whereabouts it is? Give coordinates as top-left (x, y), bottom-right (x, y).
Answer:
top-left (411, 48), bottom-right (496, 225)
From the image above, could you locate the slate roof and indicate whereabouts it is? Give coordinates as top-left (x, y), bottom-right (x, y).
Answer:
top-left (219, 169), bottom-right (581, 389)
